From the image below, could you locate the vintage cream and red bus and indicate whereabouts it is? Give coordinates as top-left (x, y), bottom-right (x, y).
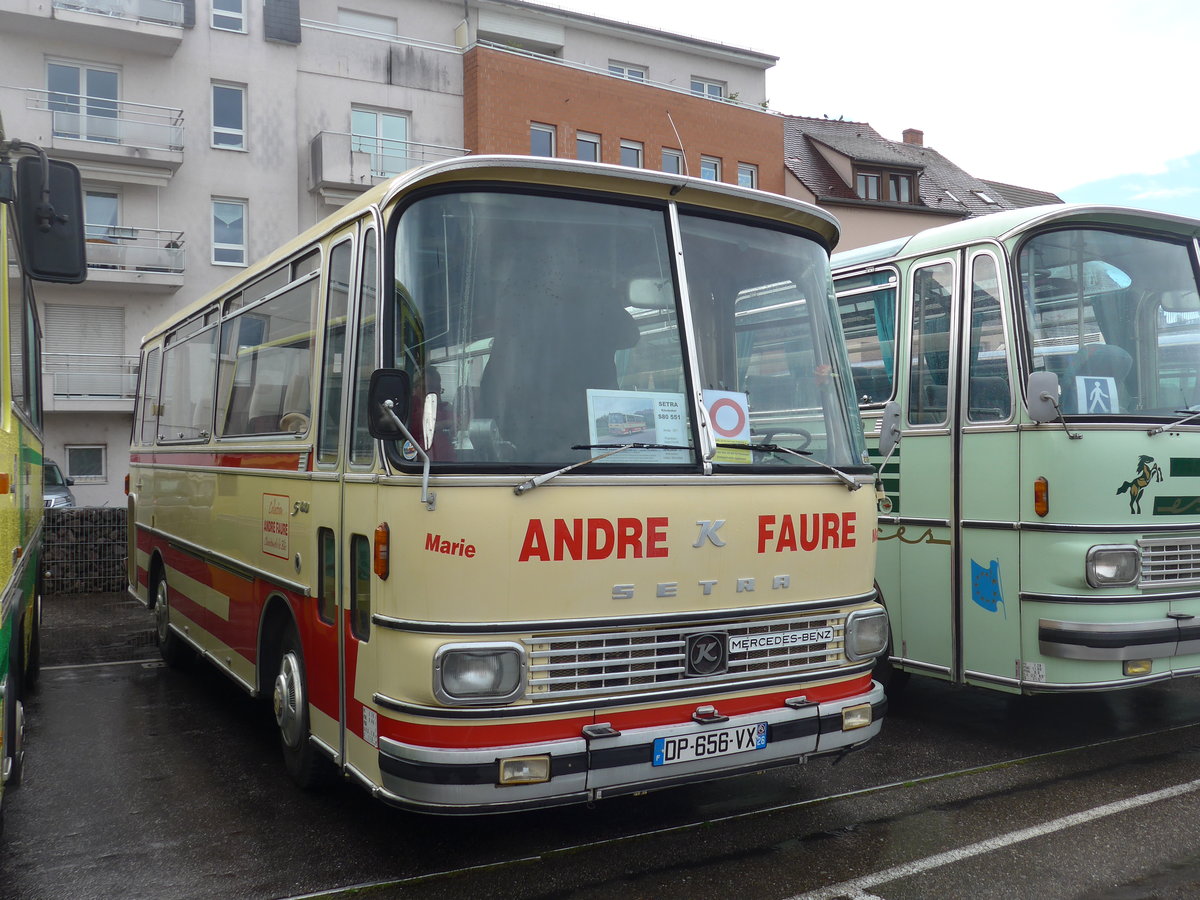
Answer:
top-left (128, 156), bottom-right (888, 813)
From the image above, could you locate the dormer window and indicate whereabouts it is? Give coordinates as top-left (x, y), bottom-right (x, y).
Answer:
top-left (854, 167), bottom-right (917, 204)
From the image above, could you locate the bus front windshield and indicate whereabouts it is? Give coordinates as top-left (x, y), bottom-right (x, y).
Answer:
top-left (1019, 227), bottom-right (1200, 418)
top-left (388, 189), bottom-right (863, 470)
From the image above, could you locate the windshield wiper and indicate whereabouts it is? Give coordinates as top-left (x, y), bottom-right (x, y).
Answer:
top-left (513, 443), bottom-right (693, 495)
top-left (717, 442), bottom-right (862, 491)
top-left (1148, 409), bottom-right (1200, 436)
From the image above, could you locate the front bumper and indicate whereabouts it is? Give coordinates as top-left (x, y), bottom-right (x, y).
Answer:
top-left (374, 682), bottom-right (887, 813)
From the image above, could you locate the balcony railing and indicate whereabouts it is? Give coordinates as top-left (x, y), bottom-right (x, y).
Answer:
top-left (309, 130), bottom-right (468, 197)
top-left (86, 226), bottom-right (184, 274)
top-left (45, 353), bottom-right (140, 400)
top-left (26, 88), bottom-right (184, 153)
top-left (52, 0), bottom-right (184, 27)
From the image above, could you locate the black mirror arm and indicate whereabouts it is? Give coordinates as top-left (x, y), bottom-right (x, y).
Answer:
top-left (5, 140), bottom-right (58, 232)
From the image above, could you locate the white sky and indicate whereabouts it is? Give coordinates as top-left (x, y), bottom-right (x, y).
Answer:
top-left (530, 0), bottom-right (1200, 197)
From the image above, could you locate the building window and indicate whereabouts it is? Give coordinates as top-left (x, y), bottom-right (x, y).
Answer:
top-left (575, 131), bottom-right (600, 163)
top-left (212, 0), bottom-right (245, 31)
top-left (737, 163), bottom-right (757, 189)
top-left (661, 149), bottom-right (684, 175)
top-left (84, 190), bottom-right (120, 242)
top-left (530, 123), bottom-right (555, 157)
top-left (66, 445), bottom-right (106, 484)
top-left (619, 140), bottom-right (643, 168)
top-left (691, 78), bottom-right (724, 100)
top-left (47, 61), bottom-right (118, 143)
top-left (857, 168), bottom-right (917, 204)
top-left (608, 62), bottom-right (646, 81)
top-left (856, 172), bottom-right (881, 200)
top-left (212, 82), bottom-right (245, 150)
top-left (352, 108), bottom-right (409, 176)
top-left (700, 156), bottom-right (721, 181)
top-left (973, 190), bottom-right (999, 205)
top-left (212, 198), bottom-right (246, 266)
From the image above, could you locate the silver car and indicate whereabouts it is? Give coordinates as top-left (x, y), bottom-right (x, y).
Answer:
top-left (44, 460), bottom-right (76, 508)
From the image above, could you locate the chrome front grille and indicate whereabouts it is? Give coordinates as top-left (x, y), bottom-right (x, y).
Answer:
top-left (522, 611), bottom-right (846, 702)
top-left (1139, 536), bottom-right (1200, 588)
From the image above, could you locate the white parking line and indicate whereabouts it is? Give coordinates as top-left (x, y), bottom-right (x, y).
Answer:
top-left (789, 777), bottom-right (1200, 900)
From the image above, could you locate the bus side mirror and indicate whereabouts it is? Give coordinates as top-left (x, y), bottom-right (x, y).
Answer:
top-left (1026, 371), bottom-right (1061, 424)
top-left (14, 156), bottom-right (87, 284)
top-left (367, 369), bottom-right (412, 439)
top-left (878, 400), bottom-right (901, 459)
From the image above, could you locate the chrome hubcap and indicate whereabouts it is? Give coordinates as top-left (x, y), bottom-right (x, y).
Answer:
top-left (154, 580), bottom-right (170, 644)
top-left (273, 651), bottom-right (304, 749)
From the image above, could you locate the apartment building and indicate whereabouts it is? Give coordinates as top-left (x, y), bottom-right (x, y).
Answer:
top-left (0, 0), bottom-right (782, 505)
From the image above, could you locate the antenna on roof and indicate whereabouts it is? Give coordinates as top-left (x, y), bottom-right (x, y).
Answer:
top-left (665, 110), bottom-right (689, 178)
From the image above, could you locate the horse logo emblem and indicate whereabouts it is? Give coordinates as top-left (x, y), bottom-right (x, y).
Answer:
top-left (1116, 454), bottom-right (1163, 514)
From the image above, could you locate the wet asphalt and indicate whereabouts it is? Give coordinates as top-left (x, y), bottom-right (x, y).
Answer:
top-left (4, 594), bottom-right (1200, 899)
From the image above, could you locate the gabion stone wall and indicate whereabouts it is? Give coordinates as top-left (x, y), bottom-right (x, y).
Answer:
top-left (43, 507), bottom-right (128, 596)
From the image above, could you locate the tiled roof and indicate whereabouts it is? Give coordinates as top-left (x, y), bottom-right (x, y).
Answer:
top-left (784, 116), bottom-right (1060, 218)
top-left (981, 179), bottom-right (1063, 208)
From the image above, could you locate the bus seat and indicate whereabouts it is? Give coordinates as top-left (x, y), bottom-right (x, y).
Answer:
top-left (247, 383), bottom-right (286, 434)
top-left (1069, 343), bottom-right (1132, 380)
top-left (280, 372), bottom-right (310, 431)
top-left (1067, 343), bottom-right (1132, 412)
top-left (913, 382), bottom-right (947, 423)
top-left (478, 291), bottom-right (638, 459)
top-left (968, 376), bottom-right (1010, 420)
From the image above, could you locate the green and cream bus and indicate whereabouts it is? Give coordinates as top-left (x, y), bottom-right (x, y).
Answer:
top-left (833, 204), bottom-right (1200, 693)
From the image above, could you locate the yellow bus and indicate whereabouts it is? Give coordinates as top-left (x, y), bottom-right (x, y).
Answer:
top-left (833, 204), bottom-right (1200, 694)
top-left (0, 120), bottom-right (86, 833)
top-left (129, 156), bottom-right (888, 813)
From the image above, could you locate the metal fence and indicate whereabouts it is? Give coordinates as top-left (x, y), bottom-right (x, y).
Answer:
top-left (43, 507), bottom-right (128, 596)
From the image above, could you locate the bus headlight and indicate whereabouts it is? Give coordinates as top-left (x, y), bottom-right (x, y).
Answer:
top-left (434, 643), bottom-right (525, 705)
top-left (1086, 545), bottom-right (1140, 588)
top-left (845, 609), bottom-right (889, 661)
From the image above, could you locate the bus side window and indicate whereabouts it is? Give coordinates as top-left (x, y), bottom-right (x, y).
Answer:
top-left (967, 253), bottom-right (1012, 422)
top-left (350, 534), bottom-right (371, 641)
top-left (216, 275), bottom-right (317, 437)
top-left (317, 527), bottom-right (336, 625)
top-left (160, 325), bottom-right (218, 441)
top-left (318, 239), bottom-right (353, 464)
top-left (138, 348), bottom-right (162, 444)
top-left (907, 262), bottom-right (954, 425)
top-left (835, 270), bottom-right (897, 405)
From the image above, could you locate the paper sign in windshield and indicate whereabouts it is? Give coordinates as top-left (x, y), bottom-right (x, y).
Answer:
top-left (586, 390), bottom-right (690, 462)
top-left (704, 390), bottom-right (752, 463)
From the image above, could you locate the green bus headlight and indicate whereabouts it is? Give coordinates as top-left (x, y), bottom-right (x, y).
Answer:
top-left (1086, 545), bottom-right (1140, 588)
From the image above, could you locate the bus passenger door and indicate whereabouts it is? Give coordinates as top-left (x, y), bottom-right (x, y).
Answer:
top-left (337, 223), bottom-right (381, 781)
top-left (308, 233), bottom-right (357, 768)
top-left (890, 256), bottom-right (958, 679)
top-left (956, 249), bottom-right (1022, 688)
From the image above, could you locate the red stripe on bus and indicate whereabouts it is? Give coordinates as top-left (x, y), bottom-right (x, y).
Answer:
top-left (376, 674), bottom-right (875, 748)
top-left (130, 450), bottom-right (310, 471)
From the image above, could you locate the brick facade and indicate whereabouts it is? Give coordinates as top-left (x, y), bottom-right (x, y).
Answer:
top-left (464, 47), bottom-right (784, 194)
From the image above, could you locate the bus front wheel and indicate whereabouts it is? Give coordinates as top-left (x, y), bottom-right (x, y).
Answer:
top-left (273, 625), bottom-right (332, 788)
top-left (153, 571), bottom-right (192, 668)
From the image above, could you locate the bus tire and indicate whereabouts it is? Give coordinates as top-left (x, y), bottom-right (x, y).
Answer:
top-left (273, 624), bottom-right (332, 789)
top-left (4, 633), bottom-right (26, 790)
top-left (872, 586), bottom-right (909, 698)
top-left (152, 570), bottom-right (192, 668)
top-left (24, 592), bottom-right (42, 692)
